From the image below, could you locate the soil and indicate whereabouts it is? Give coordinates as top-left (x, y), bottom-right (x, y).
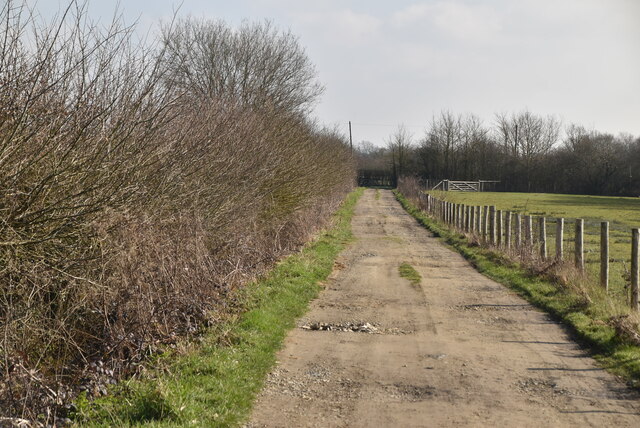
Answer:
top-left (246, 189), bottom-right (640, 427)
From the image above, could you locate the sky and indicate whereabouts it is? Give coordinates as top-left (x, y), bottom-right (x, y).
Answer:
top-left (36, 0), bottom-right (640, 146)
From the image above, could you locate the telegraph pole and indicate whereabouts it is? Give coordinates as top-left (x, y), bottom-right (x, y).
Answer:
top-left (349, 120), bottom-right (353, 154)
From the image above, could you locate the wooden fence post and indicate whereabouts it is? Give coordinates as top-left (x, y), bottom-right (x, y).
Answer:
top-left (575, 219), bottom-right (584, 271)
top-left (453, 204), bottom-right (458, 228)
top-left (505, 211), bottom-right (512, 249)
top-left (524, 215), bottom-right (533, 249)
top-left (453, 203), bottom-right (457, 228)
top-left (483, 206), bottom-right (490, 241)
top-left (462, 205), bottom-right (466, 232)
top-left (463, 204), bottom-right (468, 231)
top-left (632, 228), bottom-right (639, 311)
top-left (539, 217), bottom-right (547, 260)
top-left (446, 202), bottom-right (450, 224)
top-left (497, 210), bottom-right (503, 247)
top-left (490, 206), bottom-right (496, 245)
top-left (515, 213), bottom-right (522, 249)
top-left (463, 204), bottom-right (467, 231)
top-left (450, 203), bottom-right (454, 226)
top-left (556, 218), bottom-right (564, 261)
top-left (601, 222), bottom-right (609, 291)
top-left (451, 204), bottom-right (460, 229)
top-left (476, 206), bottom-right (482, 236)
top-left (469, 205), bottom-right (475, 233)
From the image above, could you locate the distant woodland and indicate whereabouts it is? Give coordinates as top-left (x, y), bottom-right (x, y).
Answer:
top-left (357, 111), bottom-right (640, 196)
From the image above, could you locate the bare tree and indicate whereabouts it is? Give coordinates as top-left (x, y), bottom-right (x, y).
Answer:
top-left (160, 18), bottom-right (323, 113)
top-left (494, 110), bottom-right (561, 191)
top-left (425, 111), bottom-right (463, 178)
top-left (387, 125), bottom-right (413, 184)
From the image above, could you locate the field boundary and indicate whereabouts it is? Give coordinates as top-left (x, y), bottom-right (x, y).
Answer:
top-left (405, 179), bottom-right (640, 314)
top-left (72, 188), bottom-right (364, 427)
top-left (394, 188), bottom-right (640, 387)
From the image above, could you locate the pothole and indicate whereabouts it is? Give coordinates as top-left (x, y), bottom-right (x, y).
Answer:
top-left (301, 321), bottom-right (380, 333)
top-left (300, 321), bottom-right (414, 335)
top-left (484, 316), bottom-right (517, 325)
top-left (384, 327), bottom-right (414, 335)
top-left (516, 378), bottom-right (570, 396)
top-left (383, 383), bottom-right (436, 401)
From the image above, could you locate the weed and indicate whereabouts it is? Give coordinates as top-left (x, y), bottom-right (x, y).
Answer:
top-left (399, 262), bottom-right (421, 287)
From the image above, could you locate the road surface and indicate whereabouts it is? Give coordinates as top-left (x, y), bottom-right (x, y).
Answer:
top-left (247, 189), bottom-right (640, 427)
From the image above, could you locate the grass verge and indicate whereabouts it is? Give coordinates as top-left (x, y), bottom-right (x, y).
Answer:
top-left (430, 190), bottom-right (640, 307)
top-left (72, 187), bottom-right (364, 427)
top-left (398, 262), bottom-right (421, 287)
top-left (394, 190), bottom-right (640, 387)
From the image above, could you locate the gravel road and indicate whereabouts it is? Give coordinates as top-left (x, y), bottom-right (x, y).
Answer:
top-left (247, 189), bottom-right (640, 427)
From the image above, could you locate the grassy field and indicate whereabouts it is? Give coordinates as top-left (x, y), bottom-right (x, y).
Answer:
top-left (73, 188), bottom-right (363, 427)
top-left (430, 191), bottom-right (640, 310)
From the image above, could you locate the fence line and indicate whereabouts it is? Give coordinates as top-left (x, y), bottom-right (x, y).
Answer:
top-left (406, 184), bottom-right (640, 311)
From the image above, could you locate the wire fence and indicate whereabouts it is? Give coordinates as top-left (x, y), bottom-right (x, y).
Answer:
top-left (398, 178), bottom-right (640, 311)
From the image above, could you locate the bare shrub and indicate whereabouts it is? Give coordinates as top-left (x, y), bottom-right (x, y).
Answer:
top-left (0, 1), bottom-right (355, 421)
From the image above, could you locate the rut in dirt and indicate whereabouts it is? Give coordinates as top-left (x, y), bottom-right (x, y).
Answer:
top-left (247, 189), bottom-right (640, 428)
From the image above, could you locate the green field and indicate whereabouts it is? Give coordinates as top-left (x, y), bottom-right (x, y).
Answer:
top-left (429, 191), bottom-right (640, 310)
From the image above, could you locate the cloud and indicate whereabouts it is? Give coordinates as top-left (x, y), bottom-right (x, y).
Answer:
top-left (292, 8), bottom-right (381, 46)
top-left (391, 3), bottom-right (432, 26)
top-left (392, 1), bottom-right (502, 43)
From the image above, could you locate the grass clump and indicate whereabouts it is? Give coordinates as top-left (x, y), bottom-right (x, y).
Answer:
top-left (72, 188), bottom-right (364, 427)
top-left (399, 262), bottom-right (421, 287)
top-left (394, 189), bottom-right (640, 386)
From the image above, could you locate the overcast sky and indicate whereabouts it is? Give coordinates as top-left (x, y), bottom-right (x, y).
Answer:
top-left (39, 0), bottom-right (640, 145)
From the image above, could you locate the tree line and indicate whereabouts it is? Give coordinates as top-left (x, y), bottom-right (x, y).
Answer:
top-left (358, 110), bottom-right (640, 196)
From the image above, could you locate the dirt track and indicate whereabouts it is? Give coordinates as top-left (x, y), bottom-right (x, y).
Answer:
top-left (247, 189), bottom-right (640, 427)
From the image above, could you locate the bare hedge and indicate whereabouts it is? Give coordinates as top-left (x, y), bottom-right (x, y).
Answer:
top-left (0, 1), bottom-right (354, 421)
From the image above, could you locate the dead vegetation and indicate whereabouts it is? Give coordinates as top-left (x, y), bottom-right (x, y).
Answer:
top-left (0, 1), bottom-right (354, 423)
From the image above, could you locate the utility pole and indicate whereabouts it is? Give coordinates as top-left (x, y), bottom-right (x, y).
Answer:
top-left (349, 120), bottom-right (353, 154)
